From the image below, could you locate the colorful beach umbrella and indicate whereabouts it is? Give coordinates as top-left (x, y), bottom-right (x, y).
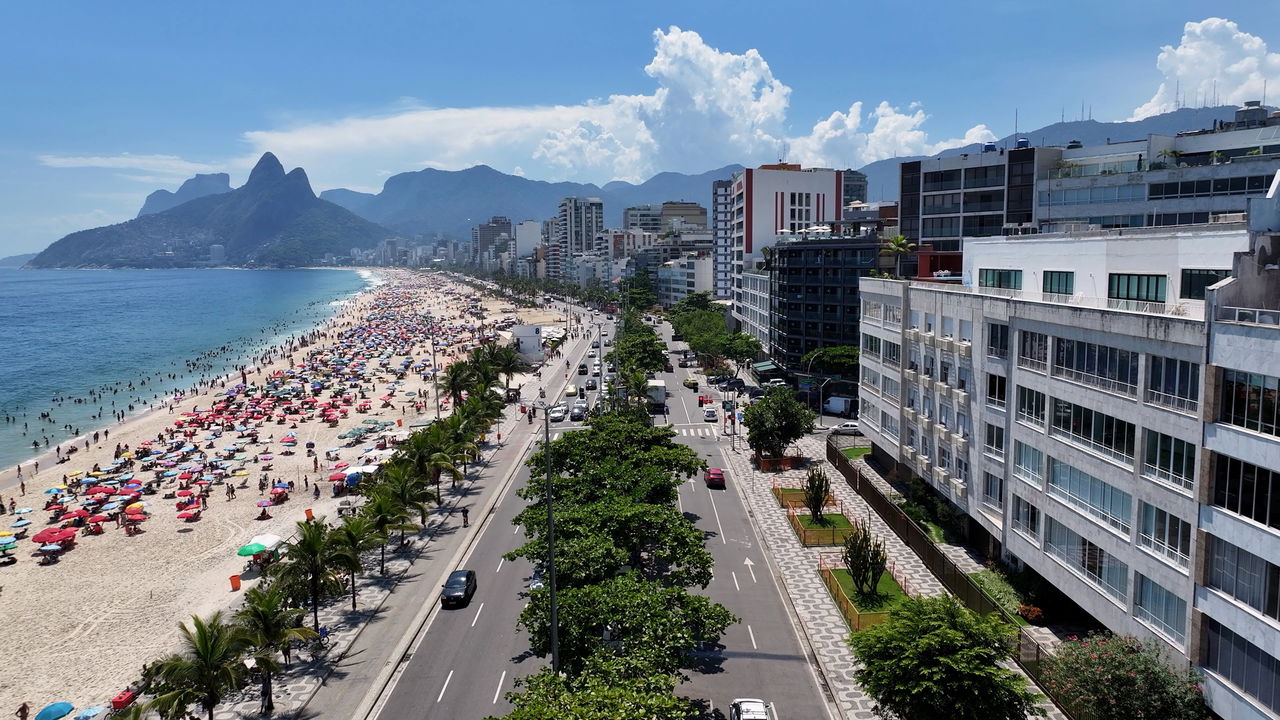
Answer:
top-left (256, 500), bottom-right (273, 508)
top-left (237, 543), bottom-right (267, 556)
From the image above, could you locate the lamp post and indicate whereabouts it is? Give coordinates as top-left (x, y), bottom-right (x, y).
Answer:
top-left (532, 399), bottom-right (560, 673)
top-left (806, 348), bottom-right (833, 429)
top-left (431, 337), bottom-right (441, 420)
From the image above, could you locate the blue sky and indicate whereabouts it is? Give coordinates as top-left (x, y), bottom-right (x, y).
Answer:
top-left (2, 1), bottom-right (1278, 254)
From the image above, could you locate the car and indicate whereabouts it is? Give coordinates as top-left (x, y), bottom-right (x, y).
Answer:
top-left (585, 378), bottom-right (598, 390)
top-left (569, 405), bottom-right (586, 421)
top-left (565, 384), bottom-right (578, 397)
top-left (678, 359), bottom-right (691, 368)
top-left (605, 373), bottom-right (617, 384)
top-left (607, 363), bottom-right (616, 372)
top-left (829, 420), bottom-right (862, 436)
top-left (603, 339), bottom-right (613, 346)
top-left (588, 349), bottom-right (597, 358)
top-left (682, 377), bottom-right (699, 390)
top-left (577, 363), bottom-right (588, 375)
top-left (664, 362), bottom-right (674, 373)
top-left (763, 378), bottom-right (788, 388)
top-left (548, 405), bottom-right (568, 422)
top-left (723, 378), bottom-right (746, 392)
top-left (440, 569), bottom-right (477, 608)
top-left (703, 467), bottom-right (725, 488)
top-left (591, 366), bottom-right (601, 376)
top-left (729, 698), bottom-right (773, 720)
top-left (704, 407), bottom-right (718, 422)
top-left (591, 340), bottom-right (600, 348)
top-left (708, 374), bottom-right (731, 385)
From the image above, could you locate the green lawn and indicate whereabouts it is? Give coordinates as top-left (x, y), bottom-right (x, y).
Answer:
top-left (797, 513), bottom-right (853, 529)
top-left (841, 446), bottom-right (870, 460)
top-left (922, 520), bottom-right (947, 544)
top-left (832, 568), bottom-right (907, 612)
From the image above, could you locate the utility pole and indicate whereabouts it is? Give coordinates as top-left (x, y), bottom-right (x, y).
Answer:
top-left (537, 400), bottom-right (560, 673)
top-left (431, 337), bottom-right (441, 420)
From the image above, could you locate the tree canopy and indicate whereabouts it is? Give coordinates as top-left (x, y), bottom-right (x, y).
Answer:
top-left (1039, 632), bottom-right (1209, 720)
top-left (742, 387), bottom-right (816, 458)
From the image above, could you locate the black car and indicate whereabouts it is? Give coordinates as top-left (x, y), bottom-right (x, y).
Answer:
top-left (577, 363), bottom-right (588, 376)
top-left (585, 378), bottom-right (598, 390)
top-left (746, 387), bottom-right (766, 399)
top-left (723, 378), bottom-right (746, 391)
top-left (569, 405), bottom-right (586, 421)
top-left (441, 569), bottom-right (477, 607)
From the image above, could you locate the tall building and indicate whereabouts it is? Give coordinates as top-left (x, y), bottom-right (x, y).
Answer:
top-left (856, 174), bottom-right (1280, 720)
top-left (624, 201), bottom-right (708, 234)
top-left (713, 179), bottom-right (733, 299)
top-left (555, 197), bottom-right (604, 280)
top-left (471, 216), bottom-right (512, 264)
top-left (729, 164), bottom-right (844, 346)
top-left (513, 220), bottom-right (540, 261)
top-left (655, 251), bottom-right (714, 307)
top-left (843, 169), bottom-right (869, 205)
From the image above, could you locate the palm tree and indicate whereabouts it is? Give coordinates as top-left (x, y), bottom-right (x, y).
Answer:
top-left (235, 585), bottom-right (316, 714)
top-left (404, 422), bottom-right (465, 498)
top-left (360, 490), bottom-right (411, 574)
top-left (148, 612), bottom-right (250, 720)
top-left (378, 462), bottom-right (437, 540)
top-left (879, 234), bottom-right (917, 279)
top-left (438, 362), bottom-right (474, 407)
top-left (489, 345), bottom-right (523, 393)
top-left (268, 520), bottom-right (343, 632)
top-left (329, 516), bottom-right (384, 610)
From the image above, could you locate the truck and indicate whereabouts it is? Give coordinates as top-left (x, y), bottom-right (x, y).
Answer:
top-left (646, 379), bottom-right (668, 413)
top-left (823, 396), bottom-right (854, 417)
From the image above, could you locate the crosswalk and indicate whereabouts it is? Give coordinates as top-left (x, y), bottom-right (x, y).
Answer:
top-left (547, 425), bottom-right (721, 440)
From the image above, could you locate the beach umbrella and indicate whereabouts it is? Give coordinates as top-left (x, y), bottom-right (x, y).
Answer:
top-left (13, 507), bottom-right (32, 514)
top-left (32, 528), bottom-right (61, 543)
top-left (126, 502), bottom-right (147, 511)
top-left (87, 487), bottom-right (115, 496)
top-left (39, 544), bottom-right (63, 553)
top-left (269, 488), bottom-right (287, 495)
top-left (87, 515), bottom-right (108, 523)
top-left (11, 518), bottom-right (31, 528)
top-left (256, 500), bottom-right (273, 508)
top-left (176, 490), bottom-right (193, 497)
top-left (177, 511), bottom-right (200, 519)
top-left (237, 543), bottom-right (267, 556)
top-left (328, 472), bottom-right (346, 482)
top-left (0, 537), bottom-right (16, 547)
top-left (73, 707), bottom-right (106, 720)
top-left (43, 487), bottom-right (63, 495)
top-left (273, 482), bottom-right (289, 489)
top-left (67, 471), bottom-right (83, 478)
top-left (99, 502), bottom-right (120, 512)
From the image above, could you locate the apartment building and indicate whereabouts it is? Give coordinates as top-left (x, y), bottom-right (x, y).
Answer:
top-left (858, 179), bottom-right (1280, 719)
top-left (713, 179), bottom-right (733, 299)
top-left (553, 197), bottom-right (604, 280)
top-left (624, 201), bottom-right (707, 235)
top-left (655, 251), bottom-right (714, 307)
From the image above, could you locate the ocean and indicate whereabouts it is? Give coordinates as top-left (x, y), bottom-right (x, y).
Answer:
top-left (0, 267), bottom-right (375, 472)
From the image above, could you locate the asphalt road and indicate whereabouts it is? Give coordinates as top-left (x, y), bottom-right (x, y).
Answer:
top-left (367, 310), bottom-right (834, 719)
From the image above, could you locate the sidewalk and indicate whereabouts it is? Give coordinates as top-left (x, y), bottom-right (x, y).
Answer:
top-left (717, 432), bottom-right (1066, 720)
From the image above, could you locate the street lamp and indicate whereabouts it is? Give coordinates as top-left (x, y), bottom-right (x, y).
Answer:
top-left (531, 399), bottom-right (561, 673)
top-left (806, 348), bottom-right (834, 430)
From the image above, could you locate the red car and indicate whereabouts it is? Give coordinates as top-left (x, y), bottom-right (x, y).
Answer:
top-left (704, 467), bottom-right (725, 489)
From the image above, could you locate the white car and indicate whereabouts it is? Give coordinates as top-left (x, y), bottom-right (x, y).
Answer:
top-left (829, 420), bottom-right (861, 436)
top-left (729, 698), bottom-right (772, 720)
top-left (548, 405), bottom-right (568, 422)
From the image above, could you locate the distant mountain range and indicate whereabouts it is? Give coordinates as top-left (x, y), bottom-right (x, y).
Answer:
top-left (28, 153), bottom-right (393, 268)
top-left (137, 173), bottom-right (231, 216)
top-left (318, 163), bottom-right (744, 238)
top-left (0, 252), bottom-right (36, 267)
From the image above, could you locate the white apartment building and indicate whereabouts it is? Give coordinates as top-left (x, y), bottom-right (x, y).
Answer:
top-left (713, 179), bottom-right (733, 299)
top-left (729, 164), bottom-right (843, 340)
top-left (655, 251), bottom-right (714, 308)
top-left (554, 197), bottom-right (604, 281)
top-left (858, 175), bottom-right (1280, 720)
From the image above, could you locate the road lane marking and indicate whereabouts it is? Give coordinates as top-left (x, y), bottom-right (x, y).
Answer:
top-left (731, 571), bottom-right (740, 592)
top-left (471, 603), bottom-right (485, 627)
top-left (747, 625), bottom-right (758, 650)
top-left (437, 670), bottom-right (454, 702)
top-left (707, 487), bottom-right (726, 544)
top-left (744, 557), bottom-right (757, 583)
top-left (496, 558), bottom-right (504, 573)
top-left (677, 481), bottom-right (685, 514)
top-left (492, 670), bottom-right (507, 704)
top-left (513, 524), bottom-right (521, 534)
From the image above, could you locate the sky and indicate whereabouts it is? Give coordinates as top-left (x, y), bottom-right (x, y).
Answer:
top-left (2, 1), bottom-right (1279, 255)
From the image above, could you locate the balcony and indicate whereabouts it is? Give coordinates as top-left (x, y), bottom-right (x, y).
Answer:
top-left (905, 281), bottom-right (1205, 320)
top-left (1052, 365), bottom-right (1138, 398)
top-left (1144, 388), bottom-right (1199, 415)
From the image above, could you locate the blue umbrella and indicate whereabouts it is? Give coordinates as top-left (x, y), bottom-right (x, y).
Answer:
top-left (13, 508), bottom-right (32, 514)
top-left (34, 702), bottom-right (73, 720)
top-left (11, 519), bottom-right (31, 528)
top-left (74, 707), bottom-right (106, 720)
top-left (0, 537), bottom-right (16, 547)
top-left (100, 502), bottom-right (120, 512)
top-left (39, 544), bottom-right (63, 552)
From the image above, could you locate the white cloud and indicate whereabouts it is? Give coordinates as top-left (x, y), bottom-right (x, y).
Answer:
top-left (37, 153), bottom-right (217, 178)
top-left (789, 101), bottom-right (995, 168)
top-left (1130, 17), bottom-right (1280, 120)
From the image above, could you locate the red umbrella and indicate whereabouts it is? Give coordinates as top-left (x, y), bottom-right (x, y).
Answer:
top-left (46, 504), bottom-right (65, 513)
top-left (31, 528), bottom-right (61, 543)
top-left (269, 488), bottom-right (288, 495)
top-left (87, 486), bottom-right (116, 495)
top-left (58, 509), bottom-right (89, 522)
top-left (54, 528), bottom-right (78, 541)
top-left (328, 472), bottom-right (346, 482)
top-left (176, 489), bottom-right (193, 497)
top-left (177, 511), bottom-right (200, 519)
top-left (87, 514), bottom-right (109, 523)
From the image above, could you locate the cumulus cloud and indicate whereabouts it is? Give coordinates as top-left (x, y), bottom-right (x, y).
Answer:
top-left (1130, 17), bottom-right (1280, 120)
top-left (37, 153), bottom-right (217, 178)
top-left (788, 101), bottom-right (996, 168)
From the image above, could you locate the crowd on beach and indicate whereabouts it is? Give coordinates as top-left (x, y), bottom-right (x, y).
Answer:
top-left (0, 269), bottom-right (562, 714)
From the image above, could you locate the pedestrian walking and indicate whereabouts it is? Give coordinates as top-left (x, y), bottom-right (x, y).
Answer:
top-left (461, 506), bottom-right (469, 527)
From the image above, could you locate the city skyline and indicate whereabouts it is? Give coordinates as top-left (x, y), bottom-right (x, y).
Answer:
top-left (2, 2), bottom-right (1278, 254)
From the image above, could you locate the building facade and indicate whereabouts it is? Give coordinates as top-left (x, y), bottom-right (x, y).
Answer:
top-left (655, 251), bottom-right (714, 307)
top-left (624, 201), bottom-right (708, 235)
top-left (554, 197), bottom-right (604, 280)
top-left (713, 179), bottom-right (734, 299)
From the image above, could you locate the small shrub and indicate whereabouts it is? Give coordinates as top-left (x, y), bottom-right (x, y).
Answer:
top-left (970, 568), bottom-right (1025, 617)
top-left (1018, 605), bottom-right (1044, 624)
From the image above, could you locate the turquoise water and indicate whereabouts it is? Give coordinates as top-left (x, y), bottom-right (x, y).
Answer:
top-left (0, 268), bottom-right (373, 471)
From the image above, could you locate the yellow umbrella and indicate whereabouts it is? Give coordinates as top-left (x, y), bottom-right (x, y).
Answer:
top-left (126, 502), bottom-right (145, 511)
top-left (233, 470), bottom-right (250, 477)
top-left (68, 471), bottom-right (84, 478)
top-left (120, 452), bottom-right (134, 459)
top-left (0, 531), bottom-right (12, 538)
top-left (89, 471), bottom-right (105, 477)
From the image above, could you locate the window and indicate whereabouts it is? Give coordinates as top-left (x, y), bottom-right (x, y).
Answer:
top-left (862, 300), bottom-right (883, 319)
top-left (979, 269), bottom-right (1022, 290)
top-left (1050, 399), bottom-right (1136, 464)
top-left (1017, 331), bottom-right (1048, 372)
top-left (862, 333), bottom-right (881, 358)
top-left (1016, 386), bottom-right (1046, 426)
top-left (1048, 458), bottom-right (1133, 533)
top-left (1045, 517), bottom-right (1129, 602)
top-left (987, 322), bottom-right (1009, 359)
top-left (1147, 356), bottom-right (1200, 413)
top-left (881, 377), bottom-right (901, 404)
top-left (861, 367), bottom-right (881, 394)
top-left (1108, 273), bottom-right (1167, 303)
top-left (1219, 369), bottom-right (1280, 438)
top-left (982, 472), bottom-right (1004, 509)
top-left (1053, 339), bottom-right (1139, 396)
top-left (964, 165), bottom-right (1004, 188)
top-left (884, 303), bottom-right (903, 327)
top-left (1042, 271), bottom-right (1075, 295)
top-left (1180, 268), bottom-right (1230, 300)
top-left (1134, 574), bottom-right (1187, 644)
top-left (883, 340), bottom-right (901, 367)
top-left (922, 217), bottom-right (960, 238)
top-left (984, 423), bottom-right (1006, 459)
top-left (1211, 452), bottom-right (1280, 531)
top-left (1207, 535), bottom-right (1280, 623)
top-left (1013, 441), bottom-right (1044, 486)
top-left (986, 373), bottom-right (1007, 409)
top-left (922, 192), bottom-right (962, 215)
top-left (1143, 431), bottom-right (1196, 491)
top-left (1137, 503), bottom-right (1191, 567)
top-left (1203, 617), bottom-right (1280, 715)
top-left (1011, 495), bottom-right (1040, 538)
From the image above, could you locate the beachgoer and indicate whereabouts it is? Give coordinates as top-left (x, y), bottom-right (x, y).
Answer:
top-left (18, 481), bottom-right (24, 496)
top-left (16, 702), bottom-right (29, 720)
top-left (313, 485), bottom-right (320, 499)
top-left (461, 506), bottom-right (469, 527)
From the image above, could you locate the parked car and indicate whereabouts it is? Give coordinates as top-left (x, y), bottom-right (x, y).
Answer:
top-left (763, 378), bottom-right (788, 388)
top-left (704, 408), bottom-right (718, 422)
top-left (440, 569), bottom-right (477, 608)
top-left (829, 420), bottom-right (861, 436)
top-left (682, 377), bottom-right (698, 390)
top-left (708, 374), bottom-right (730, 385)
top-left (746, 387), bottom-right (766, 399)
top-left (729, 698), bottom-right (773, 720)
top-left (723, 378), bottom-right (746, 392)
top-left (704, 467), bottom-right (725, 489)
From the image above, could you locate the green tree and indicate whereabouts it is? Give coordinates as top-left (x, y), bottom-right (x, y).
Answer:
top-left (1039, 632), bottom-right (1209, 720)
top-left (489, 344), bottom-right (523, 393)
top-left (803, 467), bottom-right (832, 527)
top-left (400, 424), bottom-right (464, 500)
top-left (377, 462), bottom-right (437, 539)
top-left (495, 659), bottom-right (691, 720)
top-left (360, 490), bottom-right (411, 575)
top-left (849, 595), bottom-right (1045, 720)
top-left (720, 332), bottom-right (762, 369)
top-left (438, 361), bottom-right (475, 407)
top-left (802, 345), bottom-right (860, 377)
top-left (842, 520), bottom-right (887, 596)
top-left (147, 612), bottom-right (250, 720)
top-left (742, 387), bottom-right (816, 458)
top-left (329, 515), bottom-right (385, 610)
top-left (268, 520), bottom-right (345, 632)
top-left (879, 234), bottom-right (917, 278)
top-left (235, 584), bottom-right (316, 714)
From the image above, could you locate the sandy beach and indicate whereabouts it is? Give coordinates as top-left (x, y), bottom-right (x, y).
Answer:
top-left (0, 268), bottom-right (566, 712)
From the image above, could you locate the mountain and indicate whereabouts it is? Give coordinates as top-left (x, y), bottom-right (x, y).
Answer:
top-left (28, 153), bottom-right (394, 268)
top-left (0, 252), bottom-right (36, 267)
top-left (319, 164), bottom-right (743, 237)
top-left (856, 106), bottom-right (1247, 202)
top-left (137, 173), bottom-right (231, 216)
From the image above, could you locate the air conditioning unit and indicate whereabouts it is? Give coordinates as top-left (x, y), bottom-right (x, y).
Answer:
top-left (935, 379), bottom-right (949, 395)
top-left (957, 340), bottom-right (972, 358)
top-left (904, 368), bottom-right (918, 382)
top-left (951, 479), bottom-right (967, 498)
top-left (952, 432), bottom-right (968, 450)
top-left (905, 408), bottom-right (918, 422)
top-left (922, 331), bottom-right (936, 346)
top-left (905, 327), bottom-right (919, 341)
top-left (902, 447), bottom-right (916, 461)
top-left (940, 337), bottom-right (955, 353)
top-left (921, 416), bottom-right (934, 432)
top-left (954, 389), bottom-right (969, 404)
top-left (934, 467), bottom-right (950, 484)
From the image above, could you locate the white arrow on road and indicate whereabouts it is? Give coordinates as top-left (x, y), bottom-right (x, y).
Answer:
top-left (743, 557), bottom-right (757, 583)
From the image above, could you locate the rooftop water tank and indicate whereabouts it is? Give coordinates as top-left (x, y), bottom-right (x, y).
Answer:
top-left (1236, 100), bottom-right (1266, 125)
top-left (1066, 139), bottom-right (1083, 149)
top-left (982, 142), bottom-right (997, 153)
top-left (1015, 138), bottom-right (1030, 149)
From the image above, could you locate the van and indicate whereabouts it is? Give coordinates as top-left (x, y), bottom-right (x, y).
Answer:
top-left (565, 384), bottom-right (578, 397)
